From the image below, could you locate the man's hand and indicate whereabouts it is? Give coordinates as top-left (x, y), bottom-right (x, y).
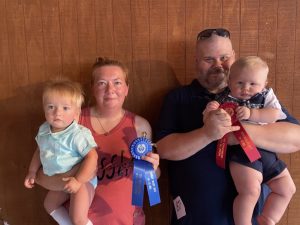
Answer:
top-left (203, 108), bottom-right (240, 141)
top-left (203, 101), bottom-right (220, 121)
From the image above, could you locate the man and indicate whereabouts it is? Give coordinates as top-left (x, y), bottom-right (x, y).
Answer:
top-left (156, 28), bottom-right (300, 225)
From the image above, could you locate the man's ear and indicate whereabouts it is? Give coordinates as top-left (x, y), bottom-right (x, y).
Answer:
top-left (232, 49), bottom-right (236, 59)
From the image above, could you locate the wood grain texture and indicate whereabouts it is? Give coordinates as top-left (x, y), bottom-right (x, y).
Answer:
top-left (0, 1), bottom-right (300, 224)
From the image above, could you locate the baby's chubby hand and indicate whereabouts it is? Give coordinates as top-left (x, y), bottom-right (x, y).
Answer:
top-left (62, 177), bottom-right (82, 194)
top-left (24, 171), bottom-right (36, 188)
top-left (236, 106), bottom-right (251, 120)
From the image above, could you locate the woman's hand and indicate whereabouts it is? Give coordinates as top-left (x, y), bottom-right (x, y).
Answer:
top-left (142, 152), bottom-right (161, 178)
top-left (142, 152), bottom-right (159, 171)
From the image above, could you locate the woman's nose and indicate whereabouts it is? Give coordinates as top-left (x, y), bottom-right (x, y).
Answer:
top-left (106, 82), bottom-right (115, 92)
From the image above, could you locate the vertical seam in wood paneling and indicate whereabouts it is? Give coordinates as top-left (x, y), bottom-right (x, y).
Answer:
top-left (92, 0), bottom-right (97, 59)
top-left (129, 0), bottom-right (134, 77)
top-left (5, 0), bottom-right (12, 88)
top-left (75, 0), bottom-right (81, 74)
top-left (184, 0), bottom-right (186, 84)
top-left (112, 0), bottom-right (115, 58)
top-left (148, 0), bottom-right (151, 81)
top-left (57, 0), bottom-right (64, 77)
top-left (38, 0), bottom-right (46, 80)
top-left (21, 1), bottom-right (29, 83)
top-left (39, 0), bottom-right (46, 80)
top-left (94, 0), bottom-right (98, 58)
top-left (166, 0), bottom-right (169, 65)
top-left (239, 0), bottom-right (241, 56)
top-left (3, 0), bottom-right (9, 211)
top-left (202, 1), bottom-right (204, 29)
top-left (275, 1), bottom-right (279, 90)
top-left (257, 0), bottom-right (260, 55)
top-left (57, 0), bottom-right (63, 76)
top-left (221, 0), bottom-right (224, 27)
top-left (292, 0), bottom-right (297, 116)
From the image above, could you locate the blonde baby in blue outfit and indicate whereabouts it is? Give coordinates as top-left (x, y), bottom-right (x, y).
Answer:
top-left (24, 78), bottom-right (98, 225)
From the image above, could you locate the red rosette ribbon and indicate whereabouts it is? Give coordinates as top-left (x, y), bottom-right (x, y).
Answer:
top-left (216, 102), bottom-right (261, 168)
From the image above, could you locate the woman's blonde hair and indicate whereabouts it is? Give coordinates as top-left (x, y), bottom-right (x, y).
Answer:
top-left (43, 78), bottom-right (84, 109)
top-left (91, 57), bottom-right (129, 85)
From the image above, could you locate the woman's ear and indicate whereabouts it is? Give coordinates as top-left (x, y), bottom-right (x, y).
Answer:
top-left (125, 85), bottom-right (129, 97)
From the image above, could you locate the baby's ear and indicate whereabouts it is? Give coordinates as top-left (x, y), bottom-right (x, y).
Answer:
top-left (265, 80), bottom-right (269, 87)
top-left (74, 108), bottom-right (81, 121)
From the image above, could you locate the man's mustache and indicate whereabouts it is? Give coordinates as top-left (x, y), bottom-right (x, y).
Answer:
top-left (208, 67), bottom-right (226, 74)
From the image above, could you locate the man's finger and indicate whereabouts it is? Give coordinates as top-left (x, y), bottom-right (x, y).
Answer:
top-left (230, 125), bottom-right (240, 132)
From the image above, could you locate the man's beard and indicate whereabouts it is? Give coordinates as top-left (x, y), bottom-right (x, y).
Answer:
top-left (205, 67), bottom-right (228, 91)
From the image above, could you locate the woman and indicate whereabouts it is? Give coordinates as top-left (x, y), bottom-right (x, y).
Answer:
top-left (36, 57), bottom-right (160, 225)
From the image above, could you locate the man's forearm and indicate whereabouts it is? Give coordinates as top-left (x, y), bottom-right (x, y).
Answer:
top-left (157, 109), bottom-right (241, 160)
top-left (236, 122), bottom-right (300, 153)
top-left (157, 128), bottom-right (213, 161)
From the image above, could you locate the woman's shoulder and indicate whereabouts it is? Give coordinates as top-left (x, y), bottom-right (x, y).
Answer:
top-left (131, 112), bottom-right (151, 139)
top-left (125, 110), bottom-right (147, 124)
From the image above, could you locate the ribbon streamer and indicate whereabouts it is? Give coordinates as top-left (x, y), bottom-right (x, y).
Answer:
top-left (130, 133), bottom-right (161, 206)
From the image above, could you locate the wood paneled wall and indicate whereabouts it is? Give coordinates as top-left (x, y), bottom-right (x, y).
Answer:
top-left (1, 0), bottom-right (300, 224)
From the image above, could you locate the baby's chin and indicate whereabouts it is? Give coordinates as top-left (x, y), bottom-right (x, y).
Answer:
top-left (238, 95), bottom-right (251, 100)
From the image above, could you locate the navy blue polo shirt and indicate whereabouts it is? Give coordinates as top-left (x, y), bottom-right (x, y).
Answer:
top-left (155, 79), bottom-right (298, 225)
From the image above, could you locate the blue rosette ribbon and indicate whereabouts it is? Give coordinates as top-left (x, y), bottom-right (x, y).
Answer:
top-left (130, 133), bottom-right (161, 207)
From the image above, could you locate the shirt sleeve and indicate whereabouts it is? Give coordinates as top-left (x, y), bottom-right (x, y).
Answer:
top-left (73, 127), bottom-right (97, 157)
top-left (280, 106), bottom-right (299, 124)
top-left (264, 88), bottom-right (286, 120)
top-left (155, 90), bottom-right (180, 142)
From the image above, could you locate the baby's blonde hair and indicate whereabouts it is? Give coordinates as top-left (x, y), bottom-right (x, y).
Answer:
top-left (43, 78), bottom-right (84, 109)
top-left (230, 56), bottom-right (269, 75)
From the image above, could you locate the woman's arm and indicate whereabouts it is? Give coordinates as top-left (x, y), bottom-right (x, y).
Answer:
top-left (74, 149), bottom-right (98, 183)
top-left (134, 115), bottom-right (160, 173)
top-left (63, 149), bottom-right (98, 193)
top-left (35, 164), bottom-right (80, 191)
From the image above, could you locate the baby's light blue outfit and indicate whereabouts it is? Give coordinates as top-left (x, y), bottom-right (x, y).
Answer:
top-left (36, 120), bottom-right (97, 188)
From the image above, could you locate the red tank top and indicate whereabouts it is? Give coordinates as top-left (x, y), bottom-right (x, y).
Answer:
top-left (79, 108), bottom-right (137, 225)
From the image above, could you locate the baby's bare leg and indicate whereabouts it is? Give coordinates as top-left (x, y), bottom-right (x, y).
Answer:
top-left (44, 190), bottom-right (73, 225)
top-left (69, 182), bottom-right (95, 225)
top-left (44, 190), bottom-right (69, 213)
top-left (230, 162), bottom-right (263, 225)
top-left (257, 168), bottom-right (296, 225)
